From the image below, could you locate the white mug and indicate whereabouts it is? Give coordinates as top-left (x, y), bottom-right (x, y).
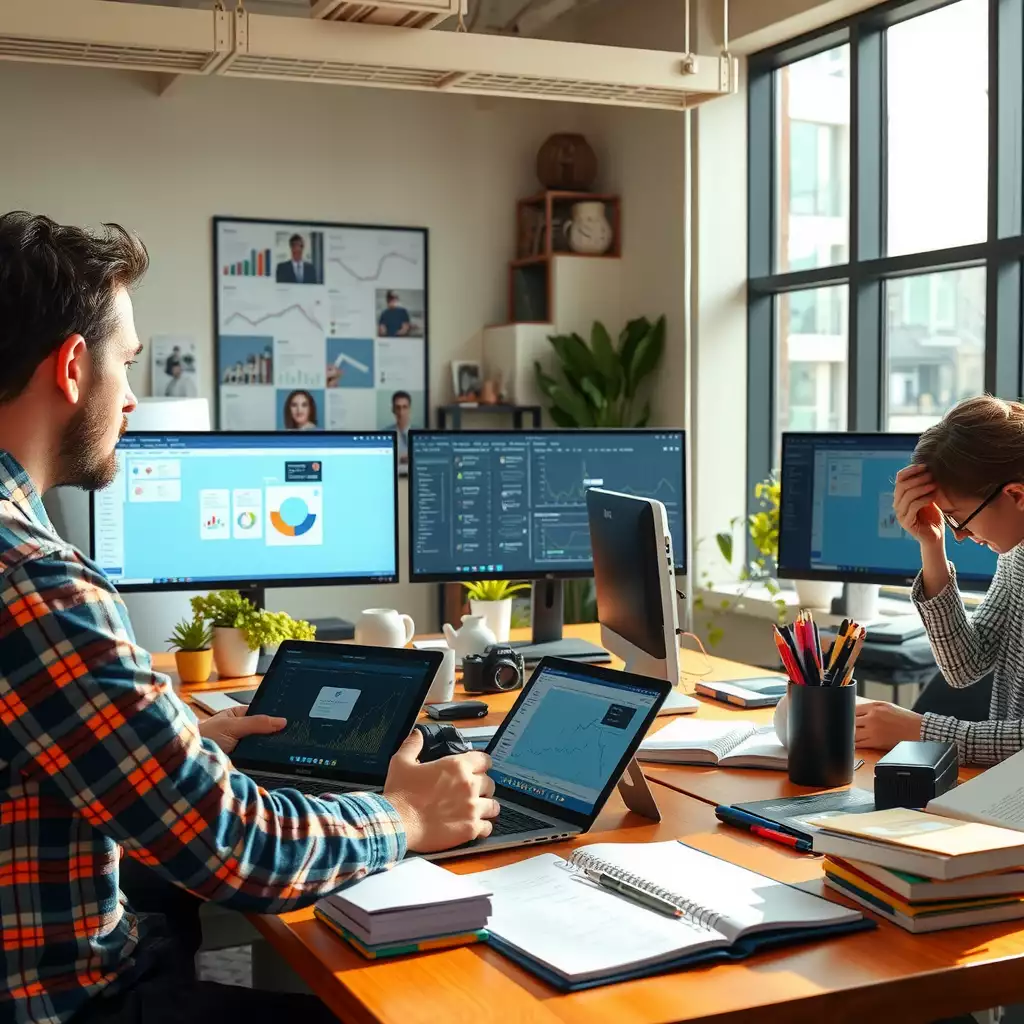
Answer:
top-left (354, 608), bottom-right (415, 648)
top-left (426, 648), bottom-right (456, 704)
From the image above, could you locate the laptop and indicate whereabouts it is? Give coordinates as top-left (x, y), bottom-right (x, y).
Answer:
top-left (230, 640), bottom-right (443, 798)
top-left (427, 657), bottom-right (671, 861)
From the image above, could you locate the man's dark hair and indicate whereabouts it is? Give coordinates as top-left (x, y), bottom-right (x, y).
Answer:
top-left (392, 390), bottom-right (411, 405)
top-left (0, 212), bottom-right (149, 403)
top-left (289, 233), bottom-right (304, 247)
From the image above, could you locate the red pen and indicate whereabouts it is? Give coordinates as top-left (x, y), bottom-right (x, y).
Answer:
top-left (750, 824), bottom-right (812, 852)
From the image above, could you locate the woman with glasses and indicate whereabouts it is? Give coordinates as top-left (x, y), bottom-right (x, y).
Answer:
top-left (856, 395), bottom-right (1024, 764)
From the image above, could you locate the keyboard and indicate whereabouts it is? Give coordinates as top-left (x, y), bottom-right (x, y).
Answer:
top-left (489, 803), bottom-right (555, 837)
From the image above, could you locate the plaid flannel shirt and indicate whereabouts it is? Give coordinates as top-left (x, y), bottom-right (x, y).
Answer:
top-left (0, 452), bottom-right (406, 1024)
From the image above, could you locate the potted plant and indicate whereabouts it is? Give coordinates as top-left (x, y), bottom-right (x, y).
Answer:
top-left (191, 591), bottom-right (316, 678)
top-left (534, 315), bottom-right (665, 428)
top-left (166, 615), bottom-right (214, 686)
top-left (191, 590), bottom-right (260, 678)
top-left (463, 579), bottom-right (530, 643)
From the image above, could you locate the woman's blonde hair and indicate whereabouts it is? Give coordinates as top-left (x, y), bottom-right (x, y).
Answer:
top-left (912, 395), bottom-right (1024, 499)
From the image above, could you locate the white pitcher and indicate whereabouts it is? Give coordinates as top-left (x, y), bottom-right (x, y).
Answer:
top-left (355, 608), bottom-right (415, 648)
top-left (442, 614), bottom-right (496, 662)
top-left (563, 201), bottom-right (613, 255)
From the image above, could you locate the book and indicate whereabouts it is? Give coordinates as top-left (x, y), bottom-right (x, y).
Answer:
top-left (926, 747), bottom-right (1024, 832)
top-left (823, 872), bottom-right (1024, 934)
top-left (315, 857), bottom-right (492, 947)
top-left (808, 808), bottom-right (1024, 880)
top-left (721, 788), bottom-right (876, 842)
top-left (829, 856), bottom-right (1024, 903)
top-left (313, 907), bottom-right (488, 959)
top-left (470, 840), bottom-right (870, 991)
top-left (638, 719), bottom-right (786, 769)
top-left (694, 676), bottom-right (787, 709)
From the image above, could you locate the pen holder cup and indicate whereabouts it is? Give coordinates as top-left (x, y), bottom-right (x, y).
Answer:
top-left (786, 682), bottom-right (856, 788)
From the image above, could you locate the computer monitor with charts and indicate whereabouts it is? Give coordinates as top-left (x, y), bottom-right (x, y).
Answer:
top-left (778, 432), bottom-right (997, 590)
top-left (409, 429), bottom-right (686, 661)
top-left (90, 431), bottom-right (399, 597)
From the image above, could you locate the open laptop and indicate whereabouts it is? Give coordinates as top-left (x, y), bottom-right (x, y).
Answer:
top-left (427, 657), bottom-right (671, 861)
top-left (230, 640), bottom-right (443, 798)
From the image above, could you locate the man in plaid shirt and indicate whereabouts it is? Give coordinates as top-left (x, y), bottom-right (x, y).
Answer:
top-left (0, 213), bottom-right (499, 1024)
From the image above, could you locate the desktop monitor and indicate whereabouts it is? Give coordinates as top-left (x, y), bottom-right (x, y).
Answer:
top-left (586, 488), bottom-right (697, 713)
top-left (90, 431), bottom-right (399, 597)
top-left (778, 432), bottom-right (997, 590)
top-left (409, 429), bottom-right (687, 660)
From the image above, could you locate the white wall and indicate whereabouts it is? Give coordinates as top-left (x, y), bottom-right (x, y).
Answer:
top-left (0, 62), bottom-right (582, 635)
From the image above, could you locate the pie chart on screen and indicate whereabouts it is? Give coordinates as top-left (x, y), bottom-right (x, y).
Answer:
top-left (237, 510), bottom-right (257, 530)
top-left (270, 496), bottom-right (316, 537)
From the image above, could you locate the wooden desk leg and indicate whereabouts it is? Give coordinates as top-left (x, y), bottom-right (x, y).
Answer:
top-left (616, 758), bottom-right (661, 821)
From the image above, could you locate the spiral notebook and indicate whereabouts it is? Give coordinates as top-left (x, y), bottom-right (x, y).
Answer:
top-left (471, 840), bottom-right (872, 991)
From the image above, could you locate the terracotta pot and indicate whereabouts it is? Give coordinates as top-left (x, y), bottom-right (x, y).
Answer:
top-left (175, 648), bottom-right (213, 686)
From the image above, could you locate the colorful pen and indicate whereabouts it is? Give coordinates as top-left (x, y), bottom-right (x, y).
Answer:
top-left (750, 825), bottom-right (813, 853)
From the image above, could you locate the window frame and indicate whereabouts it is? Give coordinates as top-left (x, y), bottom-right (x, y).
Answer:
top-left (746, 0), bottom-right (1024, 522)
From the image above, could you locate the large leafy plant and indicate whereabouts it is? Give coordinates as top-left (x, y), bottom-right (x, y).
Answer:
top-left (534, 316), bottom-right (665, 428)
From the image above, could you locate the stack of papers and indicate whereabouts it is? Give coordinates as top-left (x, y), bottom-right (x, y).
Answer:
top-left (314, 857), bottom-right (492, 958)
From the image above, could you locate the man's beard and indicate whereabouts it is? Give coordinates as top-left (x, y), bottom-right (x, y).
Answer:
top-left (57, 406), bottom-right (127, 491)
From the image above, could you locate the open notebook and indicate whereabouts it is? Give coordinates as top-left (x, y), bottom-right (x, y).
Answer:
top-left (638, 719), bottom-right (787, 769)
top-left (927, 747), bottom-right (1024, 832)
top-left (471, 840), bottom-right (870, 991)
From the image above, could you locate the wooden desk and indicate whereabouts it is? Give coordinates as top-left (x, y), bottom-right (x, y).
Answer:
top-left (247, 791), bottom-right (1024, 1024)
top-left (167, 621), bottom-right (1012, 1020)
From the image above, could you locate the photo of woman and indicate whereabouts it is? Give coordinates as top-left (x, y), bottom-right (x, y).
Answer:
top-left (283, 389), bottom-right (319, 431)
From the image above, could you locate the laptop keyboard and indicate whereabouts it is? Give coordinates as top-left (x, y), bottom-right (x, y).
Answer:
top-left (489, 804), bottom-right (554, 837)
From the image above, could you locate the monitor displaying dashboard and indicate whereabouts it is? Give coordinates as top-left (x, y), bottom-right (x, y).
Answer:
top-left (90, 431), bottom-right (398, 591)
top-left (408, 429), bottom-right (686, 582)
top-left (778, 432), bottom-right (997, 590)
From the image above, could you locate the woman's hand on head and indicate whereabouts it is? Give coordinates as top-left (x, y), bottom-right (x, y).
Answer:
top-left (894, 466), bottom-right (945, 550)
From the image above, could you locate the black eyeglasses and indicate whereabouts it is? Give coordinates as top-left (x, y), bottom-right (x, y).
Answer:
top-left (942, 482), bottom-right (1011, 536)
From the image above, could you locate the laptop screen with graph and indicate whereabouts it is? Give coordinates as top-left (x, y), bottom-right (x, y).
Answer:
top-left (232, 641), bottom-right (441, 787)
top-left (487, 660), bottom-right (666, 821)
top-left (408, 429), bottom-right (686, 582)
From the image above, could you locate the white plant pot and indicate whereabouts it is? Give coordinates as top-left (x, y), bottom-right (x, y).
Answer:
top-left (470, 599), bottom-right (512, 644)
top-left (793, 579), bottom-right (841, 611)
top-left (213, 626), bottom-right (259, 678)
top-left (773, 692), bottom-right (789, 749)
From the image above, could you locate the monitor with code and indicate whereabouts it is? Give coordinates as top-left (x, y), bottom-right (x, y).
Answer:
top-left (778, 432), bottom-right (997, 590)
top-left (408, 429), bottom-right (686, 582)
top-left (90, 431), bottom-right (398, 591)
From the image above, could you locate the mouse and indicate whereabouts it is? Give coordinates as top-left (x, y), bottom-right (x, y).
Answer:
top-left (414, 722), bottom-right (472, 763)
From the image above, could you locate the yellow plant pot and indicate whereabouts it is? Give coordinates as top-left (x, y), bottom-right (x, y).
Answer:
top-left (174, 648), bottom-right (213, 686)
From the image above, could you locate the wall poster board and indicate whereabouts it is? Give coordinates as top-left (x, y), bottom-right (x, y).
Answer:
top-left (213, 217), bottom-right (428, 457)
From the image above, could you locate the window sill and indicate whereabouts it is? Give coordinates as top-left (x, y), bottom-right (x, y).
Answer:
top-left (697, 580), bottom-right (981, 624)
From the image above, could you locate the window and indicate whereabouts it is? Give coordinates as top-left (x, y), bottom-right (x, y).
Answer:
top-left (775, 46), bottom-right (849, 272)
top-left (776, 286), bottom-right (848, 451)
top-left (886, 268), bottom-right (985, 430)
top-left (748, 0), bottom-right (1022, 509)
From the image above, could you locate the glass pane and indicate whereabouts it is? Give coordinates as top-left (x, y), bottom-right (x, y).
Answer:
top-left (775, 46), bottom-right (850, 272)
top-left (885, 267), bottom-right (985, 431)
top-left (775, 286), bottom-right (849, 461)
top-left (887, 0), bottom-right (988, 255)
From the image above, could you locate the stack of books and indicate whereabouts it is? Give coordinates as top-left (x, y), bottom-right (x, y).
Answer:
top-left (821, 855), bottom-right (1024, 933)
top-left (314, 857), bottom-right (493, 959)
top-left (809, 747), bottom-right (1024, 931)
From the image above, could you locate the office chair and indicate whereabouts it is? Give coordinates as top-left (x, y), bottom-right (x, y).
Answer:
top-left (912, 671), bottom-right (993, 722)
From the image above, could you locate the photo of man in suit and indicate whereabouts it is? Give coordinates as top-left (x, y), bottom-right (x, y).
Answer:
top-left (276, 234), bottom-right (318, 285)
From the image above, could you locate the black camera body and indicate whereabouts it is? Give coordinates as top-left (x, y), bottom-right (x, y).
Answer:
top-left (462, 644), bottom-right (525, 694)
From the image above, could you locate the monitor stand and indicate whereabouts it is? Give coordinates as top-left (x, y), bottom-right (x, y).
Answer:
top-left (507, 580), bottom-right (610, 665)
